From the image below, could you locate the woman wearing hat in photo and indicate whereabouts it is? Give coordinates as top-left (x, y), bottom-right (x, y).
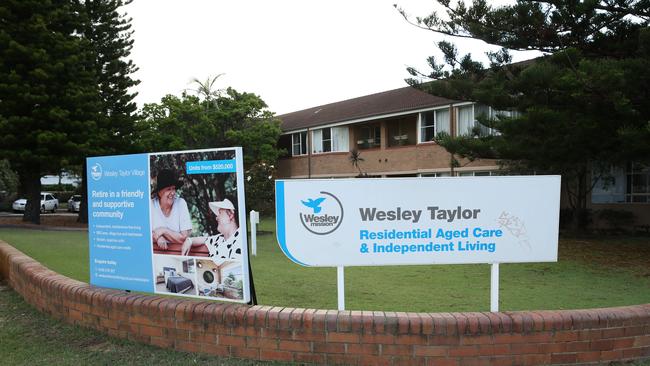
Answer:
top-left (181, 198), bottom-right (241, 261)
top-left (151, 169), bottom-right (192, 251)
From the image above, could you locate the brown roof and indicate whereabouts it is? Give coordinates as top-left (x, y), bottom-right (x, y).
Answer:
top-left (277, 86), bottom-right (459, 132)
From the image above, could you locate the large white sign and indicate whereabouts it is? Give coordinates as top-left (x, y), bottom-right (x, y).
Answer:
top-left (275, 176), bottom-right (560, 267)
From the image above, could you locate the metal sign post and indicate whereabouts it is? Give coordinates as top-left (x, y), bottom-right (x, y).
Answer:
top-left (337, 266), bottom-right (345, 310)
top-left (491, 263), bottom-right (500, 312)
top-left (250, 210), bottom-right (259, 256)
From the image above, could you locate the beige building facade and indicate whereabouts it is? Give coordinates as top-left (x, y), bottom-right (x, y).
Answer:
top-left (277, 87), bottom-right (502, 179)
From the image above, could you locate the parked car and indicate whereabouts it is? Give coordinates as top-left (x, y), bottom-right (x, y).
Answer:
top-left (67, 195), bottom-right (82, 212)
top-left (12, 192), bottom-right (59, 213)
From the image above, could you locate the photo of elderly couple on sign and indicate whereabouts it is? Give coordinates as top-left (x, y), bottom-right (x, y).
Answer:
top-left (150, 152), bottom-right (242, 262)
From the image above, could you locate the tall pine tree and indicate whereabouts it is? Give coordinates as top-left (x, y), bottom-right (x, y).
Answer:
top-left (0, 0), bottom-right (139, 224)
top-left (398, 0), bottom-right (650, 231)
top-left (0, 0), bottom-right (101, 224)
top-left (82, 0), bottom-right (139, 151)
top-left (77, 0), bottom-right (140, 223)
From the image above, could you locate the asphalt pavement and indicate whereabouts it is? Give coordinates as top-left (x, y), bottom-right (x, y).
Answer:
top-left (0, 209), bottom-right (78, 217)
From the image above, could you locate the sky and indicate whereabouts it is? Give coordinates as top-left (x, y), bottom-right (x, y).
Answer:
top-left (126, 0), bottom-right (540, 115)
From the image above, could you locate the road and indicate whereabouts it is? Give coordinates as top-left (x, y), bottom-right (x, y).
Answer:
top-left (0, 209), bottom-right (78, 217)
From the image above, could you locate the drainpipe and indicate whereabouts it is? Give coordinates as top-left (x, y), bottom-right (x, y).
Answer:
top-left (307, 127), bottom-right (311, 179)
top-left (450, 103), bottom-right (456, 177)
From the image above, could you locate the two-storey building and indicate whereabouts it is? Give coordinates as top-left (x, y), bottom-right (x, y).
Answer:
top-left (277, 86), bottom-right (505, 179)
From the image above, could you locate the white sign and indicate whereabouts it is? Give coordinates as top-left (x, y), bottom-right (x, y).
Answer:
top-left (275, 176), bottom-right (560, 267)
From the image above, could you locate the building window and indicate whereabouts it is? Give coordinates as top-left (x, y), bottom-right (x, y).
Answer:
top-left (592, 163), bottom-right (650, 203)
top-left (356, 124), bottom-right (381, 149)
top-left (457, 104), bottom-right (515, 137)
top-left (629, 162), bottom-right (650, 202)
top-left (436, 109), bottom-right (451, 135)
top-left (420, 111), bottom-right (435, 142)
top-left (457, 105), bottom-right (474, 136)
top-left (312, 127), bottom-right (349, 154)
top-left (420, 108), bottom-right (451, 142)
top-left (473, 104), bottom-right (492, 136)
top-left (292, 132), bottom-right (307, 156)
top-left (458, 171), bottom-right (496, 177)
top-left (388, 118), bottom-right (414, 147)
top-left (419, 172), bottom-right (452, 177)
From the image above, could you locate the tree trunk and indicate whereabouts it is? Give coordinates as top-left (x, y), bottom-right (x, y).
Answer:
top-left (569, 170), bottom-right (589, 233)
top-left (20, 168), bottom-right (41, 224)
top-left (450, 154), bottom-right (456, 176)
top-left (77, 160), bottom-right (88, 224)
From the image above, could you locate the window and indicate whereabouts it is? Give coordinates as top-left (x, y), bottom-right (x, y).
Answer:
top-left (312, 127), bottom-right (349, 153)
top-left (182, 259), bottom-right (195, 273)
top-left (356, 124), bottom-right (381, 149)
top-left (629, 162), bottom-right (650, 202)
top-left (592, 163), bottom-right (650, 203)
top-left (388, 119), bottom-right (414, 147)
top-left (474, 104), bottom-right (492, 136)
top-left (292, 132), bottom-right (307, 156)
top-left (457, 105), bottom-right (474, 136)
top-left (436, 109), bottom-right (451, 135)
top-left (419, 109), bottom-right (451, 142)
top-left (457, 104), bottom-right (517, 137)
top-left (420, 111), bottom-right (435, 142)
top-left (419, 172), bottom-right (452, 177)
top-left (458, 171), bottom-right (496, 177)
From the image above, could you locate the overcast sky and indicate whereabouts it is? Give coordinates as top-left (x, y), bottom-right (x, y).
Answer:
top-left (127, 0), bottom-right (539, 115)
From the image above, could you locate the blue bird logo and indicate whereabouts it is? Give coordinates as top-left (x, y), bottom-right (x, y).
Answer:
top-left (301, 197), bottom-right (326, 213)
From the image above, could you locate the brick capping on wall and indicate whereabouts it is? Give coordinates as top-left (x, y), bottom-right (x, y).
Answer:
top-left (1, 241), bottom-right (649, 366)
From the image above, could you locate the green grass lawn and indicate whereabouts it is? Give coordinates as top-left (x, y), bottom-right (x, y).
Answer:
top-left (1, 220), bottom-right (649, 312)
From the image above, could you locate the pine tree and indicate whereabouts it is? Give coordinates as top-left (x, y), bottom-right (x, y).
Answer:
top-left (398, 1), bottom-right (650, 231)
top-left (82, 0), bottom-right (139, 152)
top-left (77, 0), bottom-right (140, 223)
top-left (0, 0), bottom-right (101, 224)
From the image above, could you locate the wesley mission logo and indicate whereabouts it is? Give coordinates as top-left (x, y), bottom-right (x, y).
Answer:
top-left (91, 163), bottom-right (103, 181)
top-left (299, 191), bottom-right (344, 235)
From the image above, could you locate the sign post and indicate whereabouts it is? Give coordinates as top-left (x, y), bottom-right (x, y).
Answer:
top-left (275, 176), bottom-right (560, 312)
top-left (337, 266), bottom-right (345, 310)
top-left (250, 210), bottom-right (259, 256)
top-left (491, 263), bottom-right (500, 312)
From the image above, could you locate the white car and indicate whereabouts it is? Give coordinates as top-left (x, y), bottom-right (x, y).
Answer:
top-left (67, 195), bottom-right (82, 212)
top-left (12, 192), bottom-right (59, 213)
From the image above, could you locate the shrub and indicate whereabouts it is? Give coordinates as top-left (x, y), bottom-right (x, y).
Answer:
top-left (244, 162), bottom-right (276, 216)
top-left (597, 209), bottom-right (635, 233)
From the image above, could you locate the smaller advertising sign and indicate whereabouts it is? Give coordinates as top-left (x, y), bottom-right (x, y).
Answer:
top-left (88, 154), bottom-right (152, 292)
top-left (275, 176), bottom-right (560, 267)
top-left (88, 147), bottom-right (250, 303)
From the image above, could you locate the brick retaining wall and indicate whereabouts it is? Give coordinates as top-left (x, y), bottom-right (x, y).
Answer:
top-left (1, 241), bottom-right (649, 365)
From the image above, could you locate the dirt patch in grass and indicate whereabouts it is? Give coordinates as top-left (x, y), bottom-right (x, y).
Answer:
top-left (0, 215), bottom-right (87, 229)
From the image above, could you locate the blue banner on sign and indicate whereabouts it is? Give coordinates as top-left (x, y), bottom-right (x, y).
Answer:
top-left (87, 154), bottom-right (153, 293)
top-left (186, 159), bottom-right (236, 174)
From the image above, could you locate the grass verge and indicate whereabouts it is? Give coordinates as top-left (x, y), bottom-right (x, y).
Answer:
top-left (0, 221), bottom-right (649, 312)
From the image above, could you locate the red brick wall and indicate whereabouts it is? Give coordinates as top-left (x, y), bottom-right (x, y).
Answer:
top-left (1, 241), bottom-right (649, 365)
top-left (277, 143), bottom-right (499, 178)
